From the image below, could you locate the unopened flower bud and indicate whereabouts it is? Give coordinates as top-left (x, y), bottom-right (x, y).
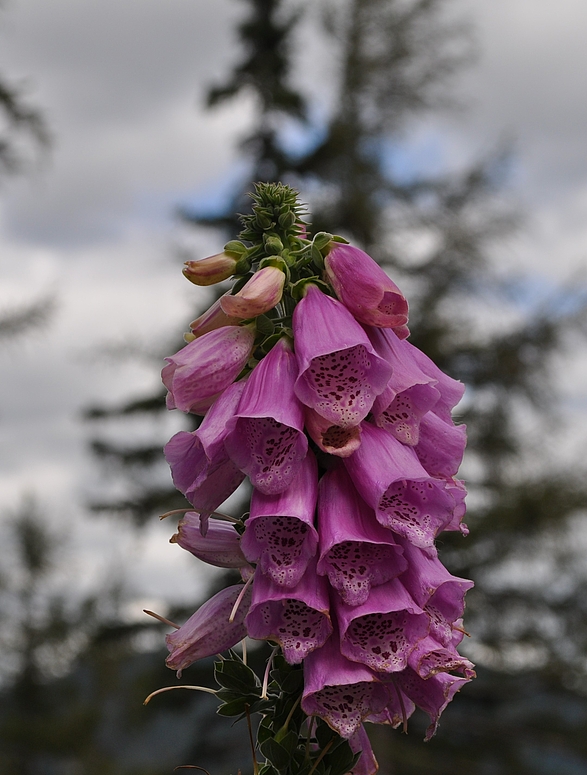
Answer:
top-left (189, 294), bottom-right (241, 338)
top-left (220, 266), bottom-right (285, 319)
top-left (183, 252), bottom-right (237, 286)
top-left (172, 511), bottom-right (251, 570)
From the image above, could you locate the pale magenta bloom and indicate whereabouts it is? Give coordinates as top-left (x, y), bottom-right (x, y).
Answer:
top-left (182, 252), bottom-right (237, 286)
top-left (220, 266), bottom-right (285, 319)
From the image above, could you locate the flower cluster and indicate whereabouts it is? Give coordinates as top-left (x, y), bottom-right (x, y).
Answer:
top-left (158, 184), bottom-right (473, 769)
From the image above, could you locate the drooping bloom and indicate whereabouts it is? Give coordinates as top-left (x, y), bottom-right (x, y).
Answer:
top-left (171, 512), bottom-right (252, 571)
top-left (301, 631), bottom-right (389, 738)
top-left (336, 578), bottom-right (429, 673)
top-left (304, 406), bottom-right (362, 458)
top-left (348, 726), bottom-right (379, 775)
top-left (246, 561), bottom-right (332, 664)
top-left (220, 265), bottom-right (285, 319)
top-left (162, 324), bottom-right (255, 414)
top-left (407, 633), bottom-right (475, 680)
top-left (317, 466), bottom-right (407, 606)
top-left (166, 583), bottom-right (253, 675)
top-left (224, 337), bottom-right (308, 494)
top-left (240, 451), bottom-right (319, 587)
top-left (324, 243), bottom-right (409, 329)
top-left (395, 535), bottom-right (474, 647)
top-left (414, 410), bottom-right (467, 479)
top-left (343, 421), bottom-right (456, 551)
top-left (164, 380), bottom-right (248, 532)
top-left (367, 326), bottom-right (441, 445)
top-left (164, 431), bottom-right (245, 533)
top-left (393, 668), bottom-right (472, 741)
top-left (182, 251), bottom-right (238, 286)
top-left (189, 293), bottom-right (241, 338)
top-left (293, 285), bottom-right (392, 427)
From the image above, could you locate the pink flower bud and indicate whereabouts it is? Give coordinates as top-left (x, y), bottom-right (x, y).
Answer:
top-left (325, 243), bottom-right (408, 328)
top-left (172, 512), bottom-right (252, 571)
top-left (189, 294), bottom-right (241, 337)
top-left (220, 266), bottom-right (285, 319)
top-left (183, 252), bottom-right (238, 286)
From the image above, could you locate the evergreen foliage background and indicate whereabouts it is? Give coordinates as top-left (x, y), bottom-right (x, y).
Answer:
top-left (1, 1), bottom-right (587, 773)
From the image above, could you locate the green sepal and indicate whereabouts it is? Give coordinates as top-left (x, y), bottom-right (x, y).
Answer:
top-left (259, 256), bottom-right (288, 274)
top-left (278, 209), bottom-right (296, 230)
top-left (224, 240), bottom-right (248, 258)
top-left (311, 244), bottom-right (325, 270)
top-left (290, 277), bottom-right (330, 301)
top-left (331, 234), bottom-right (349, 244)
top-left (256, 315), bottom-right (276, 336)
top-left (312, 232), bottom-right (333, 251)
top-left (259, 332), bottom-right (286, 355)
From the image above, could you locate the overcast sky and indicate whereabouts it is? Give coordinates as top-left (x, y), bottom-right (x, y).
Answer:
top-left (1, 0), bottom-right (586, 614)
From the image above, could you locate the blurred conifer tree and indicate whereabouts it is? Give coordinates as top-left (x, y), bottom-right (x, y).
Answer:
top-left (81, 1), bottom-right (587, 773)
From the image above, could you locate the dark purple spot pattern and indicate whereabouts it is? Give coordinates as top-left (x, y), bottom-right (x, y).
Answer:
top-left (252, 516), bottom-right (311, 586)
top-left (241, 417), bottom-right (300, 493)
top-left (324, 541), bottom-right (400, 606)
top-left (379, 392), bottom-right (420, 445)
top-left (310, 683), bottom-right (378, 738)
top-left (258, 598), bottom-right (330, 664)
top-left (344, 612), bottom-right (415, 672)
top-left (378, 480), bottom-right (443, 545)
top-left (306, 346), bottom-right (374, 426)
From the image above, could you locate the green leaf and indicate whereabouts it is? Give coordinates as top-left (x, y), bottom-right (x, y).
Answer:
top-left (214, 659), bottom-right (260, 694)
top-left (259, 737), bottom-right (293, 772)
top-left (325, 740), bottom-right (358, 775)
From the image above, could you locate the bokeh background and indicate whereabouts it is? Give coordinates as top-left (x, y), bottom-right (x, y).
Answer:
top-left (1, 0), bottom-right (587, 773)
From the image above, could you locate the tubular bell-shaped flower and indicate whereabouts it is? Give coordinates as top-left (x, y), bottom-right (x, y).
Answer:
top-left (162, 324), bottom-right (255, 414)
top-left (246, 560), bottom-right (332, 664)
top-left (367, 326), bottom-right (441, 445)
top-left (220, 265), bottom-right (285, 319)
top-left (166, 583), bottom-right (253, 676)
top-left (304, 406), bottom-right (362, 457)
top-left (343, 422), bottom-right (456, 551)
top-left (324, 243), bottom-right (409, 329)
top-left (224, 337), bottom-right (308, 495)
top-left (317, 466), bottom-right (407, 606)
top-left (293, 285), bottom-right (392, 427)
top-left (414, 411), bottom-right (467, 478)
top-left (240, 451), bottom-right (319, 587)
top-left (301, 631), bottom-right (389, 739)
top-left (171, 512), bottom-right (252, 571)
top-left (164, 431), bottom-right (245, 534)
top-left (336, 578), bottom-right (429, 673)
top-left (189, 293), bottom-right (241, 338)
top-left (182, 251), bottom-right (238, 286)
top-left (407, 633), bottom-right (475, 680)
top-left (396, 535), bottom-right (473, 647)
top-left (393, 668), bottom-right (472, 741)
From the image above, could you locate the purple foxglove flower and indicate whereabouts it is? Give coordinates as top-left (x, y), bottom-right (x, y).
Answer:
top-left (220, 266), bottom-right (285, 319)
top-left (189, 294), bottom-right (241, 338)
top-left (336, 577), bottom-right (429, 673)
top-left (442, 478), bottom-right (469, 535)
top-left (348, 725), bottom-right (378, 775)
top-left (404, 340), bottom-right (465, 423)
top-left (304, 406), bottom-right (362, 457)
top-left (240, 451), bottom-right (319, 587)
top-left (394, 667), bottom-right (471, 741)
top-left (366, 686), bottom-right (416, 730)
top-left (171, 512), bottom-right (252, 571)
top-left (367, 326), bottom-right (441, 446)
top-left (407, 634), bottom-right (475, 680)
top-left (166, 583), bottom-right (252, 676)
top-left (245, 560), bottom-right (332, 664)
top-left (224, 337), bottom-right (308, 495)
top-left (301, 631), bottom-right (389, 738)
top-left (324, 243), bottom-right (409, 329)
top-left (317, 466), bottom-right (407, 606)
top-left (414, 410), bottom-right (467, 478)
top-left (162, 325), bottom-right (255, 414)
top-left (164, 430), bottom-right (244, 535)
top-left (182, 251), bottom-right (238, 286)
top-left (293, 285), bottom-right (392, 428)
top-left (343, 422), bottom-right (456, 551)
top-left (396, 535), bottom-right (473, 647)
